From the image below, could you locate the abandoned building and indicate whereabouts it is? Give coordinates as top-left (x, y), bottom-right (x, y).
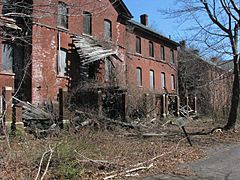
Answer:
top-left (178, 41), bottom-right (233, 117)
top-left (0, 0), bottom-right (181, 129)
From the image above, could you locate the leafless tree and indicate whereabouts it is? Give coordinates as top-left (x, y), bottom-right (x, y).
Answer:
top-left (167, 0), bottom-right (240, 130)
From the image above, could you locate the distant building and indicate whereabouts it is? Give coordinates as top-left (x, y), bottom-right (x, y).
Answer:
top-left (178, 41), bottom-right (233, 116)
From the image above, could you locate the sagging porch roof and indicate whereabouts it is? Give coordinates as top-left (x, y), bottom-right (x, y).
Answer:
top-left (72, 36), bottom-right (121, 65)
top-left (0, 16), bottom-right (22, 30)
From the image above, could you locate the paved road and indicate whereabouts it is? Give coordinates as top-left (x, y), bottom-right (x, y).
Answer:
top-left (145, 144), bottom-right (240, 180)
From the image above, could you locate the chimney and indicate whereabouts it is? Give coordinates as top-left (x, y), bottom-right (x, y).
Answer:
top-left (140, 14), bottom-right (148, 26)
top-left (179, 40), bottom-right (186, 49)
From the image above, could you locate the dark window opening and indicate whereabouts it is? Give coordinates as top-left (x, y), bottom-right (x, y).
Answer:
top-left (136, 36), bottom-right (141, 54)
top-left (83, 11), bottom-right (92, 35)
top-left (170, 49), bottom-right (175, 64)
top-left (2, 0), bottom-right (14, 15)
top-left (57, 1), bottom-right (68, 28)
top-left (160, 45), bottom-right (165, 60)
top-left (104, 19), bottom-right (112, 41)
top-left (149, 41), bottom-right (154, 57)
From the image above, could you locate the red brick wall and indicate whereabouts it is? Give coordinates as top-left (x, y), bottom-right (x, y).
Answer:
top-left (126, 31), bottom-right (178, 94)
top-left (31, 0), bottom-right (127, 104)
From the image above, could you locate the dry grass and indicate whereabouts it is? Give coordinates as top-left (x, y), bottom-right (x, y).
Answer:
top-left (1, 117), bottom-right (240, 179)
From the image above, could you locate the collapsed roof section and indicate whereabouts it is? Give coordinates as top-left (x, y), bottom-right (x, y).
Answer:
top-left (72, 35), bottom-right (121, 65)
top-left (0, 16), bottom-right (22, 30)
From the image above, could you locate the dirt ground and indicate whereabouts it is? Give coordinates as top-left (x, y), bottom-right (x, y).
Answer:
top-left (1, 116), bottom-right (240, 179)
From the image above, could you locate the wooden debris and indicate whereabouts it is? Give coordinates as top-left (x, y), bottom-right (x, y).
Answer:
top-left (75, 110), bottom-right (135, 129)
top-left (13, 97), bottom-right (51, 121)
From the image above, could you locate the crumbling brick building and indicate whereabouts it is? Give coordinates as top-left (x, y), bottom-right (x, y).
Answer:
top-left (0, 0), bottom-right (179, 124)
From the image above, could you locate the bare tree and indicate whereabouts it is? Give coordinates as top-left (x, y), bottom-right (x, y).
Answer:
top-left (168, 0), bottom-right (240, 130)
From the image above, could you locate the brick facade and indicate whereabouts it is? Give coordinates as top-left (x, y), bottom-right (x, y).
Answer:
top-left (0, 0), bottom-right (179, 120)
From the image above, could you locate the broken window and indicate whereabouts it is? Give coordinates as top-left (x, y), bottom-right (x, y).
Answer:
top-left (104, 19), bottom-right (112, 41)
top-left (170, 49), bottom-right (175, 64)
top-left (160, 45), bottom-right (165, 60)
top-left (83, 11), bottom-right (92, 35)
top-left (57, 48), bottom-right (67, 76)
top-left (2, 43), bottom-right (14, 72)
top-left (171, 74), bottom-right (175, 90)
top-left (136, 67), bottom-right (142, 86)
top-left (57, 1), bottom-right (68, 28)
top-left (136, 36), bottom-right (141, 54)
top-left (150, 69), bottom-right (155, 90)
top-left (161, 72), bottom-right (166, 89)
top-left (149, 41), bottom-right (154, 57)
top-left (105, 58), bottom-right (112, 82)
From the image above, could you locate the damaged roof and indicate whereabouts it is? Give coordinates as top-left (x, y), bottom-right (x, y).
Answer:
top-left (73, 35), bottom-right (121, 65)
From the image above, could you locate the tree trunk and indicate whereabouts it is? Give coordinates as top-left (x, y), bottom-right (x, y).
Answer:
top-left (224, 57), bottom-right (240, 130)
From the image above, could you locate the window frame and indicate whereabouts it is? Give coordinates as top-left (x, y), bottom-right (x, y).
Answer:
top-left (160, 45), bottom-right (165, 61)
top-left (149, 41), bottom-right (154, 58)
top-left (57, 48), bottom-right (67, 76)
top-left (136, 67), bottom-right (142, 86)
top-left (82, 11), bottom-right (92, 35)
top-left (150, 69), bottom-right (155, 91)
top-left (104, 19), bottom-right (112, 41)
top-left (1, 42), bottom-right (14, 73)
top-left (170, 49), bottom-right (175, 64)
top-left (136, 36), bottom-right (141, 54)
top-left (171, 74), bottom-right (175, 90)
top-left (161, 72), bottom-right (166, 89)
top-left (57, 1), bottom-right (68, 29)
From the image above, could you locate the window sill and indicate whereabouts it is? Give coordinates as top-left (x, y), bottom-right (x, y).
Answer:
top-left (0, 72), bottom-right (15, 76)
top-left (149, 56), bottom-right (155, 60)
top-left (57, 75), bottom-right (69, 79)
top-left (137, 85), bottom-right (143, 88)
top-left (82, 33), bottom-right (93, 38)
top-left (57, 26), bottom-right (69, 32)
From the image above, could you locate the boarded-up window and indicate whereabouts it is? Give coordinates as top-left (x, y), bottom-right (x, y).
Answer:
top-left (104, 19), bottom-right (112, 41)
top-left (57, 48), bottom-right (67, 76)
top-left (149, 41), bottom-right (154, 57)
top-left (170, 49), bottom-right (175, 64)
top-left (161, 72), bottom-right (166, 89)
top-left (136, 67), bottom-right (142, 86)
top-left (171, 74), bottom-right (175, 90)
top-left (83, 11), bottom-right (92, 35)
top-left (160, 45), bottom-right (165, 60)
top-left (2, 43), bottom-right (13, 72)
top-left (57, 1), bottom-right (68, 28)
top-left (136, 36), bottom-right (141, 54)
top-left (150, 70), bottom-right (155, 90)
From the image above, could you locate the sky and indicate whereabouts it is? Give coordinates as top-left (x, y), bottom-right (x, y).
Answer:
top-left (122, 0), bottom-right (186, 42)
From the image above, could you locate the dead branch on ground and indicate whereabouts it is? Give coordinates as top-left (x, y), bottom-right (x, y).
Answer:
top-left (35, 145), bottom-right (54, 180)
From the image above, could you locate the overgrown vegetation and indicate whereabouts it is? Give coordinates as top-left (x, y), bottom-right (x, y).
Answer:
top-left (1, 117), bottom-right (240, 179)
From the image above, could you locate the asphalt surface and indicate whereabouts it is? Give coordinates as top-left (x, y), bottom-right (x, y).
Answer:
top-left (145, 144), bottom-right (240, 180)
